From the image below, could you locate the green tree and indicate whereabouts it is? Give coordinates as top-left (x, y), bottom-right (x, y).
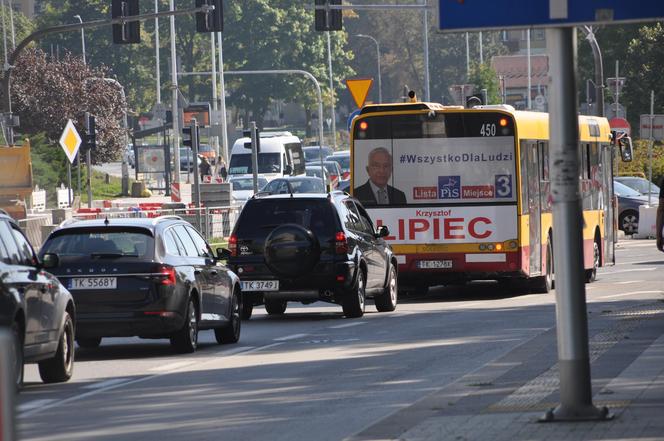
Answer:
top-left (468, 62), bottom-right (501, 104)
top-left (0, 5), bottom-right (35, 61)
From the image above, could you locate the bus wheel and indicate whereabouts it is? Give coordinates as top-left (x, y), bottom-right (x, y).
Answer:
top-left (531, 241), bottom-right (553, 294)
top-left (585, 238), bottom-right (600, 283)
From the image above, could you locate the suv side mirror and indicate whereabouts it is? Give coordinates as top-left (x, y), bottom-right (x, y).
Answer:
top-left (283, 164), bottom-right (293, 175)
top-left (375, 225), bottom-right (390, 238)
top-left (41, 253), bottom-right (59, 269)
top-left (216, 248), bottom-right (231, 260)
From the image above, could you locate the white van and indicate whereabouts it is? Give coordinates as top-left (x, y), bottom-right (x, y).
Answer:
top-left (228, 131), bottom-right (306, 182)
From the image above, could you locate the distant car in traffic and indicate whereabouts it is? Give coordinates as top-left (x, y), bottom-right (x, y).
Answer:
top-left (0, 212), bottom-right (76, 387)
top-left (39, 216), bottom-right (242, 353)
top-left (226, 192), bottom-right (398, 319)
top-left (615, 176), bottom-right (660, 198)
top-left (261, 176), bottom-right (326, 194)
top-left (325, 153), bottom-right (350, 181)
top-left (303, 146), bottom-right (333, 164)
top-left (198, 144), bottom-right (217, 164)
top-left (614, 180), bottom-right (654, 235)
top-left (229, 176), bottom-right (268, 206)
top-left (179, 147), bottom-right (201, 172)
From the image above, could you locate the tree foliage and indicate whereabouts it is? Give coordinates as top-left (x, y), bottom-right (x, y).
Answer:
top-left (10, 48), bottom-right (127, 163)
top-left (468, 62), bottom-right (501, 105)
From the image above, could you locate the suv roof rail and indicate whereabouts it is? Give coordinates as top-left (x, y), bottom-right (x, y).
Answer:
top-left (152, 215), bottom-right (182, 224)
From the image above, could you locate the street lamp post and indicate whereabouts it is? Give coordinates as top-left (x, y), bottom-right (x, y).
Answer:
top-left (73, 15), bottom-right (86, 64)
top-left (355, 34), bottom-right (382, 103)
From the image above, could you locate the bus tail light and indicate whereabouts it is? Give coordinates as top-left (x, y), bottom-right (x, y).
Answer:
top-left (335, 232), bottom-right (348, 254)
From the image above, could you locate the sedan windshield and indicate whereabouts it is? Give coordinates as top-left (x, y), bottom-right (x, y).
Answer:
top-left (614, 181), bottom-right (644, 198)
top-left (618, 177), bottom-right (660, 195)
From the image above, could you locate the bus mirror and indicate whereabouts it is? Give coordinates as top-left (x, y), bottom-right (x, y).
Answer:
top-left (283, 164), bottom-right (293, 175)
top-left (619, 136), bottom-right (633, 162)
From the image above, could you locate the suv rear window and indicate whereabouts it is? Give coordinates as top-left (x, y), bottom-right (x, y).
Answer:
top-left (42, 227), bottom-right (155, 260)
top-left (236, 199), bottom-right (339, 239)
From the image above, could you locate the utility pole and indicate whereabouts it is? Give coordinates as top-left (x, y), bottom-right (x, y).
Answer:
top-left (527, 28), bottom-right (532, 109)
top-left (465, 32), bottom-right (470, 79)
top-left (154, 0), bottom-right (161, 104)
top-left (169, 0), bottom-right (180, 183)
top-left (422, 0), bottom-right (430, 101)
top-left (210, 33), bottom-right (219, 158)
top-left (217, 32), bottom-right (229, 164)
top-left (614, 60), bottom-right (620, 117)
top-left (583, 26), bottom-right (604, 117)
top-left (326, 31), bottom-right (337, 148)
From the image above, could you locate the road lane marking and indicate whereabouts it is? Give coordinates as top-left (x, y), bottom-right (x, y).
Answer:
top-left (216, 346), bottom-right (255, 356)
top-left (599, 267), bottom-right (656, 275)
top-left (18, 399), bottom-right (57, 412)
top-left (82, 378), bottom-right (132, 389)
top-left (273, 333), bottom-right (308, 341)
top-left (599, 290), bottom-right (663, 299)
top-left (328, 322), bottom-right (367, 329)
top-left (615, 280), bottom-right (644, 285)
top-left (241, 342), bottom-right (284, 354)
top-left (149, 361), bottom-right (197, 372)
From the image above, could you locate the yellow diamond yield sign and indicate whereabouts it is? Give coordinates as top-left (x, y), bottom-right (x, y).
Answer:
top-left (346, 78), bottom-right (374, 109)
top-left (59, 119), bottom-right (82, 164)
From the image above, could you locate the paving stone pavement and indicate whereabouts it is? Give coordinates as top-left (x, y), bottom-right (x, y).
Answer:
top-left (349, 301), bottom-right (664, 441)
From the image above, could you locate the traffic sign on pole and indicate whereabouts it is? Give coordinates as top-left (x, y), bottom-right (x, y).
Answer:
top-left (640, 114), bottom-right (664, 141)
top-left (346, 78), bottom-right (373, 109)
top-left (59, 119), bottom-right (82, 164)
top-left (609, 117), bottom-right (631, 136)
top-left (438, 0), bottom-right (664, 31)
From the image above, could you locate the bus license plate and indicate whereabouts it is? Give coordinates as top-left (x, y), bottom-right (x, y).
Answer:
top-left (241, 280), bottom-right (279, 292)
top-left (70, 277), bottom-right (117, 290)
top-left (417, 260), bottom-right (452, 269)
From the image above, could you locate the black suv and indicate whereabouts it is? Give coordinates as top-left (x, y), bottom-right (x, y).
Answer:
top-left (0, 212), bottom-right (76, 386)
top-left (226, 192), bottom-right (398, 319)
top-left (39, 216), bottom-right (242, 353)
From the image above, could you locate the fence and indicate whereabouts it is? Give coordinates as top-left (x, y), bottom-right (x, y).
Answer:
top-left (71, 205), bottom-right (242, 243)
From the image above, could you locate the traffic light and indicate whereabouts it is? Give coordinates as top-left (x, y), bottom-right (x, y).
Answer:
top-left (242, 127), bottom-right (260, 153)
top-left (466, 93), bottom-right (484, 108)
top-left (196, 0), bottom-right (224, 33)
top-left (182, 123), bottom-right (200, 151)
top-left (112, 0), bottom-right (140, 44)
top-left (314, 0), bottom-right (342, 32)
top-left (85, 115), bottom-right (97, 150)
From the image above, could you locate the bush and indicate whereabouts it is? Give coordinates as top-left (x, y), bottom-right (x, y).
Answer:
top-left (615, 139), bottom-right (664, 185)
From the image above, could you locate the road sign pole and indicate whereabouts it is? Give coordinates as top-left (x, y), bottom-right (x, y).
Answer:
top-left (250, 121), bottom-right (259, 193)
top-left (85, 113), bottom-right (93, 208)
top-left (67, 161), bottom-right (72, 206)
top-left (649, 90), bottom-right (655, 205)
top-left (542, 26), bottom-right (610, 422)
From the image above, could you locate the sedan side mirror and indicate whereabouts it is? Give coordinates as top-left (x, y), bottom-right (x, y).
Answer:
top-left (375, 225), bottom-right (390, 238)
top-left (41, 253), bottom-right (59, 269)
top-left (217, 248), bottom-right (231, 260)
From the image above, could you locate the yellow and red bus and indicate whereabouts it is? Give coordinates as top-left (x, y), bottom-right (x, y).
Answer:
top-left (350, 101), bottom-right (618, 294)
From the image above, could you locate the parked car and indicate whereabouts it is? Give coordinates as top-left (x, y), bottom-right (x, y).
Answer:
top-left (39, 216), bottom-right (242, 353)
top-left (615, 176), bottom-right (660, 198)
top-left (229, 176), bottom-right (268, 206)
top-left (614, 180), bottom-right (653, 235)
top-left (325, 153), bottom-right (351, 181)
top-left (261, 176), bottom-right (326, 194)
top-left (179, 147), bottom-right (201, 172)
top-left (303, 146), bottom-right (333, 163)
top-left (0, 212), bottom-right (76, 386)
top-left (226, 192), bottom-right (398, 319)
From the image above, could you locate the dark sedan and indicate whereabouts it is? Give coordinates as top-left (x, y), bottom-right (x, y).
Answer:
top-left (614, 180), bottom-right (653, 235)
top-left (0, 212), bottom-right (75, 386)
top-left (39, 216), bottom-right (242, 353)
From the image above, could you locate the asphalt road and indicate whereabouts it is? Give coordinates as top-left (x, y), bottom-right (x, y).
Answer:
top-left (17, 239), bottom-right (664, 441)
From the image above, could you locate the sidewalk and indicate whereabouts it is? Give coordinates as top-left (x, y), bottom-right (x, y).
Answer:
top-left (350, 300), bottom-right (664, 441)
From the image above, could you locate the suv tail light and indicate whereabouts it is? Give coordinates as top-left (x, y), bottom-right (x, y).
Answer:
top-left (229, 234), bottom-right (238, 257)
top-left (335, 232), bottom-right (348, 254)
top-left (157, 265), bottom-right (176, 285)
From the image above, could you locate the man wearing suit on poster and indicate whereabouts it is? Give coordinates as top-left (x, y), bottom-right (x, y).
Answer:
top-left (354, 147), bottom-right (407, 206)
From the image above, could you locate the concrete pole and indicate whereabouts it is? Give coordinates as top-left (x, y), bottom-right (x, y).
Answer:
top-left (615, 60), bottom-right (620, 117)
top-left (217, 32), bottom-right (229, 164)
top-left (0, 330), bottom-right (16, 441)
top-left (422, 0), bottom-right (430, 101)
top-left (356, 34), bottom-right (382, 103)
top-left (479, 31), bottom-right (483, 64)
top-left (154, 0), bottom-right (161, 104)
top-left (541, 26), bottom-right (609, 422)
top-left (169, 0), bottom-right (180, 183)
top-left (1, 0), bottom-right (8, 65)
top-left (326, 31), bottom-right (337, 149)
top-left (73, 15), bottom-right (86, 64)
top-left (649, 91), bottom-right (654, 206)
top-left (465, 32), bottom-right (470, 79)
top-left (527, 28), bottom-right (532, 109)
top-left (8, 0), bottom-right (14, 49)
top-left (210, 33), bottom-right (219, 158)
top-left (583, 27), bottom-right (604, 117)
top-left (250, 121), bottom-right (259, 193)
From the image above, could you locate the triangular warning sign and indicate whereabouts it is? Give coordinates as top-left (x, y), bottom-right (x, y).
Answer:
top-left (346, 78), bottom-right (374, 109)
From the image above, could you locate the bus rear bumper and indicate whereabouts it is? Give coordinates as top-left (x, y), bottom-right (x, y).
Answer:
top-left (396, 251), bottom-right (524, 284)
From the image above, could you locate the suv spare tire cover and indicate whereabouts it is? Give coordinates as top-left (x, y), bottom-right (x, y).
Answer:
top-left (264, 224), bottom-right (320, 278)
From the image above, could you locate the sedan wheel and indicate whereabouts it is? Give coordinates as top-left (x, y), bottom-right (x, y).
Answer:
top-left (375, 265), bottom-right (398, 312)
top-left (38, 312), bottom-right (75, 383)
top-left (620, 210), bottom-right (639, 235)
top-left (342, 269), bottom-right (365, 318)
top-left (215, 288), bottom-right (241, 344)
top-left (171, 299), bottom-right (198, 353)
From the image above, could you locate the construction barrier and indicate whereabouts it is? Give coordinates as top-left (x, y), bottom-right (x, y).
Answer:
top-left (636, 205), bottom-right (658, 239)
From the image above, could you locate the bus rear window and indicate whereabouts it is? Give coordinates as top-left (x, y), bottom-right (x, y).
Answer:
top-left (352, 112), bottom-right (516, 206)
